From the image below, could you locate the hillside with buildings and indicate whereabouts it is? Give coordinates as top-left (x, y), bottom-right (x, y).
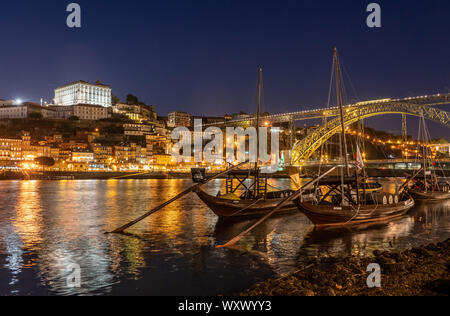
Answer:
top-left (0, 80), bottom-right (448, 176)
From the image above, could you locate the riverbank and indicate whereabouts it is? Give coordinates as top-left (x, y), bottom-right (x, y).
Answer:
top-left (0, 170), bottom-right (291, 180)
top-left (240, 239), bottom-right (450, 296)
top-left (0, 168), bottom-right (447, 180)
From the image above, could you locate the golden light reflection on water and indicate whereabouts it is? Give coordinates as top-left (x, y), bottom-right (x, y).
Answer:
top-left (14, 181), bottom-right (43, 252)
top-left (0, 178), bottom-right (448, 295)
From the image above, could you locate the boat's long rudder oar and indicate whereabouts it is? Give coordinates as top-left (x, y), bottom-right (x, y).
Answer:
top-left (216, 166), bottom-right (337, 249)
top-left (107, 161), bottom-right (249, 234)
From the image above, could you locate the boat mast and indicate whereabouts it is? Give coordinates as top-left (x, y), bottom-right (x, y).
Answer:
top-left (256, 68), bottom-right (262, 168)
top-left (334, 48), bottom-right (350, 177)
top-left (421, 114), bottom-right (428, 193)
top-left (253, 68), bottom-right (262, 196)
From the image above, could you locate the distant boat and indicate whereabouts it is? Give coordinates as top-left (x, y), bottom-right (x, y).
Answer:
top-left (407, 115), bottom-right (450, 201)
top-left (409, 188), bottom-right (450, 201)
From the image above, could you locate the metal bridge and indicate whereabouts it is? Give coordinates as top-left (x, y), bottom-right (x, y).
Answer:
top-left (303, 158), bottom-right (450, 167)
top-left (204, 93), bottom-right (450, 166)
top-left (205, 94), bottom-right (450, 127)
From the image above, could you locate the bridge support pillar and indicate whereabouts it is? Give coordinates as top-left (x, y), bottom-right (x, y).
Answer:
top-left (402, 114), bottom-right (408, 142)
top-left (289, 116), bottom-right (295, 149)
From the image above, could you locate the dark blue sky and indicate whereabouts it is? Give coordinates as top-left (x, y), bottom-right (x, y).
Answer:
top-left (0, 0), bottom-right (449, 137)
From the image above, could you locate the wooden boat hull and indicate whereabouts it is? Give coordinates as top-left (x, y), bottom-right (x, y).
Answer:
top-left (194, 187), bottom-right (299, 218)
top-left (409, 190), bottom-right (450, 201)
top-left (294, 198), bottom-right (415, 228)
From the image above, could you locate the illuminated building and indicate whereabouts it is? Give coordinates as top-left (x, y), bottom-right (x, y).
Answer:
top-left (168, 111), bottom-right (191, 128)
top-left (113, 145), bottom-right (132, 163)
top-left (153, 154), bottom-right (175, 167)
top-left (49, 147), bottom-right (60, 161)
top-left (0, 138), bottom-right (22, 160)
top-left (123, 123), bottom-right (155, 136)
top-left (428, 143), bottom-right (450, 156)
top-left (146, 134), bottom-right (171, 155)
top-left (73, 104), bottom-right (110, 120)
top-left (49, 104), bottom-right (110, 120)
top-left (71, 150), bottom-right (94, 163)
top-left (112, 103), bottom-right (157, 123)
top-left (135, 146), bottom-right (148, 164)
top-left (21, 145), bottom-right (51, 161)
top-left (54, 80), bottom-right (112, 107)
top-left (92, 144), bottom-right (113, 164)
top-left (0, 103), bottom-right (58, 119)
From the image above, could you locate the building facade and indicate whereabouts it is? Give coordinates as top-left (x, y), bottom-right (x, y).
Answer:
top-left (54, 80), bottom-right (112, 107)
top-left (71, 150), bottom-right (95, 163)
top-left (92, 143), bottom-right (113, 164)
top-left (429, 143), bottom-right (450, 156)
top-left (0, 103), bottom-right (58, 119)
top-left (0, 138), bottom-right (22, 161)
top-left (123, 123), bottom-right (156, 136)
top-left (73, 104), bottom-right (110, 120)
top-left (113, 103), bottom-right (157, 123)
top-left (0, 100), bottom-right (15, 107)
top-left (168, 111), bottom-right (191, 128)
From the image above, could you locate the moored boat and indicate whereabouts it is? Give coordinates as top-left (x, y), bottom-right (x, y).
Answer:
top-left (193, 168), bottom-right (316, 218)
top-left (192, 68), bottom-right (313, 219)
top-left (406, 114), bottom-right (450, 202)
top-left (294, 178), bottom-right (415, 227)
top-left (294, 48), bottom-right (416, 227)
top-left (408, 187), bottom-right (450, 201)
top-left (194, 186), bottom-right (299, 217)
top-left (296, 201), bottom-right (414, 227)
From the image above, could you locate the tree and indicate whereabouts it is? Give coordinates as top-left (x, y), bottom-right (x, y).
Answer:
top-left (35, 157), bottom-right (55, 166)
top-left (126, 94), bottom-right (139, 105)
top-left (68, 116), bottom-right (79, 121)
top-left (28, 112), bottom-right (43, 120)
top-left (35, 157), bottom-right (55, 171)
top-left (111, 94), bottom-right (121, 106)
top-left (102, 124), bottom-right (124, 134)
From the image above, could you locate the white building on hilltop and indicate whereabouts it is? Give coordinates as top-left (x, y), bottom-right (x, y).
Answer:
top-left (54, 80), bottom-right (112, 107)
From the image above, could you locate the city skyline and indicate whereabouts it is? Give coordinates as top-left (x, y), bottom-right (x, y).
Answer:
top-left (1, 1), bottom-right (449, 138)
top-left (0, 0), bottom-right (449, 299)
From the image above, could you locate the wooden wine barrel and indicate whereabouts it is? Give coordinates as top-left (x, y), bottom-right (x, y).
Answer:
top-left (394, 195), bottom-right (399, 204)
top-left (388, 195), bottom-right (394, 205)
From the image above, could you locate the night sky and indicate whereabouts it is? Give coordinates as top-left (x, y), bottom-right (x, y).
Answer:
top-left (0, 0), bottom-right (449, 137)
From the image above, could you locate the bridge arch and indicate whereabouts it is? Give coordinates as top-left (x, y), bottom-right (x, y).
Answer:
top-left (291, 103), bottom-right (450, 166)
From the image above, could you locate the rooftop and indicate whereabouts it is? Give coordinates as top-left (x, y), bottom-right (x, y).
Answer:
top-left (0, 102), bottom-right (52, 109)
top-left (55, 80), bottom-right (111, 90)
top-left (73, 103), bottom-right (110, 108)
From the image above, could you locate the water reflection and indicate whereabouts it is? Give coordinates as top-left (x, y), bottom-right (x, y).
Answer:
top-left (0, 179), bottom-right (448, 295)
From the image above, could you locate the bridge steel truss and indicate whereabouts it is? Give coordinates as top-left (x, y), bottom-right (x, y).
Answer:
top-left (291, 102), bottom-right (450, 166)
top-left (204, 93), bottom-right (450, 127)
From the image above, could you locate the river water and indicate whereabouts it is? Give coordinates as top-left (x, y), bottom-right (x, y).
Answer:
top-left (0, 179), bottom-right (449, 296)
